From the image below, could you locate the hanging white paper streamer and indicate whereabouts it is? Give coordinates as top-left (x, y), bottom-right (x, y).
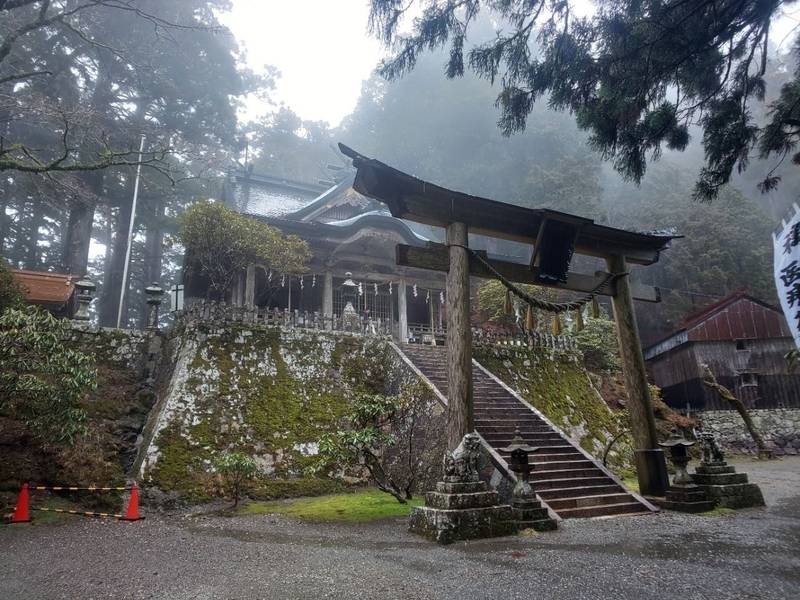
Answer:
top-left (281, 274), bottom-right (285, 288)
top-left (413, 283), bottom-right (418, 297)
top-left (389, 282), bottom-right (392, 295)
top-left (312, 274), bottom-right (316, 287)
top-left (425, 290), bottom-right (430, 304)
top-left (439, 291), bottom-right (445, 304)
top-left (358, 282), bottom-right (363, 296)
top-left (374, 282), bottom-right (378, 296)
top-left (300, 276), bottom-right (304, 290)
top-left (267, 270), bottom-right (272, 282)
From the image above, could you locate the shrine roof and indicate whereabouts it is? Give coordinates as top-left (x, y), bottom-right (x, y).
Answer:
top-left (11, 269), bottom-right (75, 310)
top-left (223, 169), bottom-right (328, 218)
top-left (339, 144), bottom-right (680, 266)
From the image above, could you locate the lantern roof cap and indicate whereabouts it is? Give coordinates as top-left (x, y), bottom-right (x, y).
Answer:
top-left (658, 427), bottom-right (695, 448)
top-left (499, 428), bottom-right (539, 454)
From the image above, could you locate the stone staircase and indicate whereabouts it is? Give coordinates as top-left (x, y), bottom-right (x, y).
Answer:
top-left (399, 344), bottom-right (656, 520)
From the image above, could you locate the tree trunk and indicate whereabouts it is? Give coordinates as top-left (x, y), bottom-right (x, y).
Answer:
top-left (21, 202), bottom-right (43, 269)
top-left (701, 363), bottom-right (770, 457)
top-left (61, 50), bottom-right (115, 276)
top-left (99, 195), bottom-right (133, 327)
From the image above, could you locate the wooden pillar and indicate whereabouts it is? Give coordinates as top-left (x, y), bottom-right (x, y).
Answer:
top-left (607, 253), bottom-right (668, 497)
top-left (398, 279), bottom-right (408, 343)
top-left (446, 222), bottom-right (473, 450)
top-left (245, 265), bottom-right (256, 309)
top-left (323, 272), bottom-right (333, 327)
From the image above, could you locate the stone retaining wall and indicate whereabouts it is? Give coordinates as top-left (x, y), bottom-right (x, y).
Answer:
top-left (699, 408), bottom-right (800, 456)
top-left (68, 322), bottom-right (151, 371)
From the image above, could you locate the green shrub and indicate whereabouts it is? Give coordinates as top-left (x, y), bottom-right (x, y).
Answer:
top-left (0, 258), bottom-right (24, 314)
top-left (178, 200), bottom-right (310, 300)
top-left (315, 385), bottom-right (444, 504)
top-left (569, 316), bottom-right (621, 373)
top-left (215, 452), bottom-right (258, 507)
top-left (0, 306), bottom-right (94, 445)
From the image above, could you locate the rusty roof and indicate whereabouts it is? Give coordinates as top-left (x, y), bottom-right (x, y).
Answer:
top-left (12, 269), bottom-right (75, 308)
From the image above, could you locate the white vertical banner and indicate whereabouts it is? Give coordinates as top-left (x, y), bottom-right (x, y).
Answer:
top-left (773, 206), bottom-right (800, 348)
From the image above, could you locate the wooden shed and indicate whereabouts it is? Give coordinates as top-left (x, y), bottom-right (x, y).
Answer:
top-left (644, 290), bottom-right (800, 410)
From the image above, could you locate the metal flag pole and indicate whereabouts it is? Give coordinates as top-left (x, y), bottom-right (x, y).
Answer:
top-left (116, 134), bottom-right (146, 329)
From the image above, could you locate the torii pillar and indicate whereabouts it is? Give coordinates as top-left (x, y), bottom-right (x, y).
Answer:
top-left (446, 222), bottom-right (473, 450)
top-left (607, 254), bottom-right (669, 497)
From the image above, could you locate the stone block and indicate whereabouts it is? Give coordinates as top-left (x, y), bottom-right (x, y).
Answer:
top-left (425, 490), bottom-right (500, 510)
top-left (513, 506), bottom-right (550, 521)
top-left (408, 505), bottom-right (516, 545)
top-left (696, 483), bottom-right (765, 509)
top-left (691, 472), bottom-right (748, 485)
top-left (516, 518), bottom-right (558, 532)
top-left (436, 481), bottom-right (487, 494)
top-left (659, 498), bottom-right (716, 513)
top-left (695, 464), bottom-right (735, 475)
top-left (658, 484), bottom-right (715, 513)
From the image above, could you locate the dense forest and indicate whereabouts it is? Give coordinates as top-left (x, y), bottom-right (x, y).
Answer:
top-left (0, 3), bottom-right (795, 344)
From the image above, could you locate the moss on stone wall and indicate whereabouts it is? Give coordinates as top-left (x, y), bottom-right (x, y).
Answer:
top-left (473, 344), bottom-right (633, 472)
top-left (144, 327), bottom-right (407, 500)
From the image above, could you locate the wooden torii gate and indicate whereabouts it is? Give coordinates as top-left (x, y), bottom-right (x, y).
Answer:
top-left (340, 144), bottom-right (675, 497)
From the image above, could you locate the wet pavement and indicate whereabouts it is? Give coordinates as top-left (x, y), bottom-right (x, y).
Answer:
top-left (1, 457), bottom-right (798, 599)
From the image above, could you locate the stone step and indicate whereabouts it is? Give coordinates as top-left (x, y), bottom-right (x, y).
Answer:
top-left (475, 411), bottom-right (545, 417)
top-left (533, 467), bottom-right (605, 480)
top-left (529, 459), bottom-right (595, 470)
top-left (537, 484), bottom-right (623, 499)
top-left (398, 345), bottom-right (654, 522)
top-left (481, 433), bottom-right (565, 442)
top-left (479, 428), bottom-right (561, 436)
top-left (533, 476), bottom-right (614, 491)
top-left (482, 433), bottom-right (580, 454)
top-left (545, 493), bottom-right (634, 511)
top-left (477, 424), bottom-right (556, 432)
top-left (556, 501), bottom-right (651, 519)
top-left (503, 453), bottom-right (585, 463)
top-left (474, 400), bottom-right (528, 406)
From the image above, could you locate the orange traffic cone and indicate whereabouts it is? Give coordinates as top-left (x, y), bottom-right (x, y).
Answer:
top-left (10, 483), bottom-right (31, 523)
top-left (120, 483), bottom-right (144, 521)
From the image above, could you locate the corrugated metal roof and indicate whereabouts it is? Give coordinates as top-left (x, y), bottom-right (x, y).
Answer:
top-left (12, 269), bottom-right (75, 307)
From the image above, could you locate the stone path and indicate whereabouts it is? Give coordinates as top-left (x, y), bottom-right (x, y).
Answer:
top-left (1, 458), bottom-right (799, 600)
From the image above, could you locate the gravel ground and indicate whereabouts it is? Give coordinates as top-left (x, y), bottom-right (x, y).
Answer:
top-left (2, 457), bottom-right (799, 600)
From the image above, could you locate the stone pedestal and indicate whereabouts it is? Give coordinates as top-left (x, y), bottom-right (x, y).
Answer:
top-left (659, 484), bottom-right (715, 513)
top-left (409, 481), bottom-right (516, 545)
top-left (690, 462), bottom-right (765, 509)
top-left (511, 495), bottom-right (557, 532)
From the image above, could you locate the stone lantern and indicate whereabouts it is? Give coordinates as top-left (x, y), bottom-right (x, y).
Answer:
top-left (658, 427), bottom-right (695, 486)
top-left (144, 282), bottom-right (164, 330)
top-left (73, 278), bottom-right (96, 321)
top-left (657, 427), bottom-right (715, 512)
top-left (500, 428), bottom-right (538, 496)
top-left (499, 428), bottom-right (557, 532)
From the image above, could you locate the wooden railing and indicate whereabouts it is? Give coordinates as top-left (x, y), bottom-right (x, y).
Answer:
top-left (177, 301), bottom-right (392, 336)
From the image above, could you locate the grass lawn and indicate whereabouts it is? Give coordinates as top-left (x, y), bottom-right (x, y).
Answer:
top-left (237, 488), bottom-right (424, 523)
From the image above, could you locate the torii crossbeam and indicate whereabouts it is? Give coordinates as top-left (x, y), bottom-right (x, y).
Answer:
top-left (339, 143), bottom-right (677, 497)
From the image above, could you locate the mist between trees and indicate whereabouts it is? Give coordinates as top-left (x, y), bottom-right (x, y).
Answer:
top-left (0, 3), bottom-right (792, 344)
